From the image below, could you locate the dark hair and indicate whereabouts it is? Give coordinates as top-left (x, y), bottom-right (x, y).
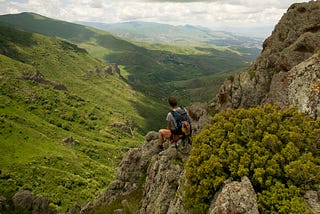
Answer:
top-left (168, 96), bottom-right (178, 107)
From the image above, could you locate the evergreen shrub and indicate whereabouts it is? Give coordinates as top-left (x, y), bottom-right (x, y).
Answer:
top-left (185, 105), bottom-right (320, 213)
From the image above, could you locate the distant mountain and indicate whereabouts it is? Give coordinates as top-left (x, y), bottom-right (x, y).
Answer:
top-left (0, 12), bottom-right (261, 104)
top-left (79, 21), bottom-right (263, 48)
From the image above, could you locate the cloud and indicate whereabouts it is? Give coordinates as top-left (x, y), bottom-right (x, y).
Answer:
top-left (0, 0), bottom-right (308, 37)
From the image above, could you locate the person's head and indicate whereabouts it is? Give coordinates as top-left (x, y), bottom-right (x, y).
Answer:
top-left (168, 96), bottom-right (178, 107)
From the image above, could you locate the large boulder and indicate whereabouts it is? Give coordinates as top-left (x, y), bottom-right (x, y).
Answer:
top-left (208, 177), bottom-right (259, 214)
top-left (304, 188), bottom-right (320, 214)
top-left (12, 190), bottom-right (54, 214)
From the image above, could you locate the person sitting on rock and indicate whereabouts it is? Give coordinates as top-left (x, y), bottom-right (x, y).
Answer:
top-left (158, 96), bottom-right (191, 151)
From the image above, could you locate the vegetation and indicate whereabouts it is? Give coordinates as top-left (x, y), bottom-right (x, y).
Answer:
top-left (185, 105), bottom-right (320, 213)
top-left (0, 12), bottom-right (260, 104)
top-left (0, 26), bottom-right (168, 211)
top-left (0, 12), bottom-right (261, 212)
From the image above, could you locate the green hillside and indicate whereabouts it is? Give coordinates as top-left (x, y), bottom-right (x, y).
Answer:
top-left (0, 26), bottom-right (167, 211)
top-left (0, 12), bottom-right (260, 104)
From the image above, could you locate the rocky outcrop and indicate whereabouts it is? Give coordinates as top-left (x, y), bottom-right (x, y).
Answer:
top-left (138, 143), bottom-right (190, 214)
top-left (210, 1), bottom-right (320, 118)
top-left (80, 131), bottom-right (191, 214)
top-left (267, 54), bottom-right (320, 118)
top-left (105, 63), bottom-right (121, 76)
top-left (208, 177), bottom-right (259, 214)
top-left (92, 63), bottom-right (121, 76)
top-left (21, 70), bottom-right (68, 91)
top-left (11, 190), bottom-right (55, 214)
top-left (264, 53), bottom-right (320, 118)
top-left (187, 102), bottom-right (210, 134)
top-left (287, 54), bottom-right (320, 118)
top-left (304, 189), bottom-right (320, 214)
top-left (87, 63), bottom-right (122, 78)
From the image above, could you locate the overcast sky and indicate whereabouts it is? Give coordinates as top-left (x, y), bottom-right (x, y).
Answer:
top-left (0, 0), bottom-right (308, 38)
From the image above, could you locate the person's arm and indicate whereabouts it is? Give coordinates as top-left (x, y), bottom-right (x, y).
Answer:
top-left (167, 121), bottom-right (172, 130)
top-left (166, 112), bottom-right (173, 130)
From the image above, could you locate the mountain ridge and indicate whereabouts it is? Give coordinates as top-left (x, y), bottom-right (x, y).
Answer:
top-left (78, 20), bottom-right (263, 48)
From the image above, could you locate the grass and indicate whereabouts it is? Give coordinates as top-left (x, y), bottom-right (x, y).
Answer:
top-left (0, 28), bottom-right (164, 211)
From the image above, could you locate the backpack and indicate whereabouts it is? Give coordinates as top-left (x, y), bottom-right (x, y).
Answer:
top-left (170, 107), bottom-right (192, 145)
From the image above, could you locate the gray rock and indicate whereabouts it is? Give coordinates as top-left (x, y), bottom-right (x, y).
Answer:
top-left (12, 190), bottom-right (53, 214)
top-left (208, 177), bottom-right (259, 214)
top-left (304, 190), bottom-right (320, 214)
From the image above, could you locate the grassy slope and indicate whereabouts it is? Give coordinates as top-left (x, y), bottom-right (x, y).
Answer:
top-left (0, 12), bottom-right (260, 104)
top-left (0, 26), bottom-right (167, 211)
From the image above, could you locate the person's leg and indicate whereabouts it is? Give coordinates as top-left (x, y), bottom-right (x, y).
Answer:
top-left (158, 129), bottom-right (171, 149)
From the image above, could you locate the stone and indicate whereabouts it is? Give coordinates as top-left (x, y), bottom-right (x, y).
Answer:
top-left (304, 190), bottom-right (320, 214)
top-left (208, 177), bottom-right (259, 214)
top-left (12, 190), bottom-right (53, 214)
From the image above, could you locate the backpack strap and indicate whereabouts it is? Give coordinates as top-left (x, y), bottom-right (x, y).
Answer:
top-left (170, 110), bottom-right (182, 135)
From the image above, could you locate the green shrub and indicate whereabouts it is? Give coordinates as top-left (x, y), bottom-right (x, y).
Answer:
top-left (185, 105), bottom-right (320, 212)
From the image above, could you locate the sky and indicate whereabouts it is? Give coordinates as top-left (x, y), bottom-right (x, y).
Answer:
top-left (0, 0), bottom-right (308, 38)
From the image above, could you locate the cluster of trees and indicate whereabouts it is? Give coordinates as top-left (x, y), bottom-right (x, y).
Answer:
top-left (185, 105), bottom-right (320, 213)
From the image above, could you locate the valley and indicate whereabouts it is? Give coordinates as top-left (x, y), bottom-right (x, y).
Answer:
top-left (0, 12), bottom-right (260, 212)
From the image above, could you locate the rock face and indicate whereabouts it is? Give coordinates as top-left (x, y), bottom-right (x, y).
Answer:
top-left (304, 189), bottom-right (320, 214)
top-left (22, 70), bottom-right (68, 91)
top-left (208, 177), bottom-right (259, 214)
top-left (105, 63), bottom-right (121, 76)
top-left (138, 143), bottom-right (190, 214)
top-left (81, 131), bottom-right (191, 214)
top-left (11, 190), bottom-right (54, 214)
top-left (286, 54), bottom-right (320, 118)
top-left (187, 102), bottom-right (211, 134)
top-left (83, 131), bottom-right (160, 210)
top-left (210, 1), bottom-right (320, 118)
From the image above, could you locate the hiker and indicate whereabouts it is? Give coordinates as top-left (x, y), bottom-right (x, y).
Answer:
top-left (158, 96), bottom-right (191, 151)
